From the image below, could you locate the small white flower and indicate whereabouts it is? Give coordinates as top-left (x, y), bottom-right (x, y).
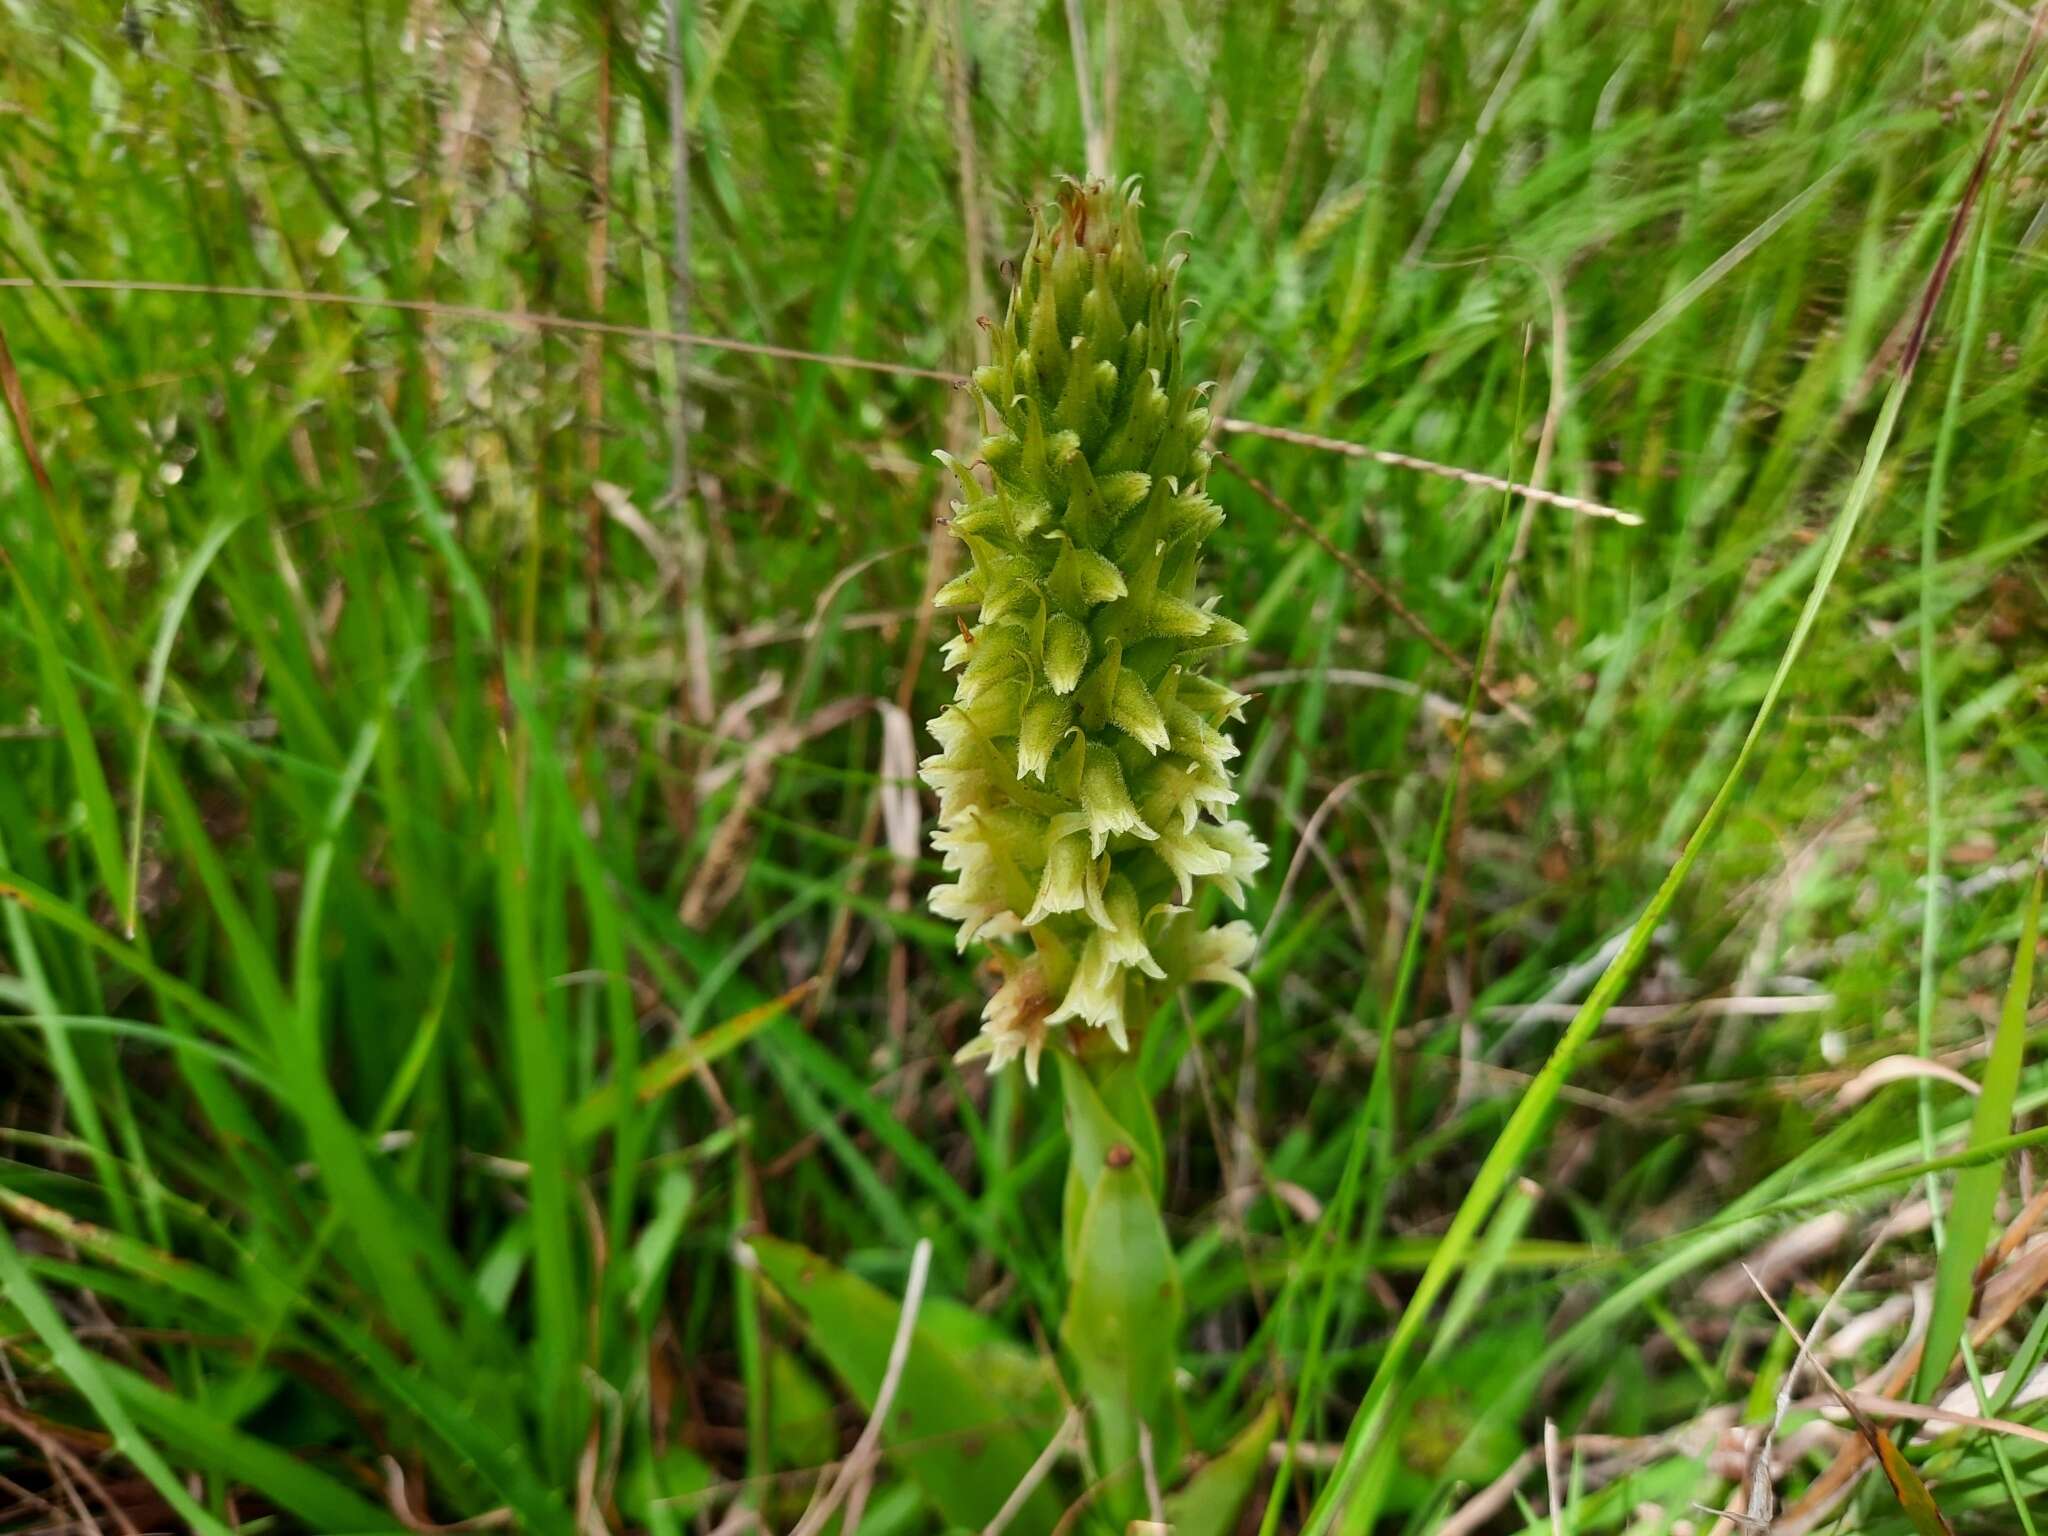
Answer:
top-left (1017, 692), bottom-right (1074, 781)
top-left (928, 814), bottom-right (1016, 950)
top-left (1022, 832), bottom-right (1113, 928)
top-left (956, 624), bottom-right (1032, 705)
top-left (956, 960), bottom-right (1056, 1084)
top-left (1203, 821), bottom-right (1268, 906)
top-left (921, 179), bottom-right (1264, 1085)
top-left (1140, 755), bottom-right (1237, 833)
top-left (1185, 919), bottom-right (1257, 996)
top-left (1152, 821), bottom-right (1233, 902)
top-left (924, 706), bottom-right (981, 756)
top-left (1047, 940), bottom-right (1130, 1048)
top-left (1165, 701), bottom-right (1239, 764)
top-left (930, 867), bottom-right (1010, 951)
top-left (1071, 745), bottom-right (1157, 856)
top-left (1100, 876), bottom-right (1166, 979)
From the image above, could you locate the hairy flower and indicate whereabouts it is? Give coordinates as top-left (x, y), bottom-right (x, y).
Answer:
top-left (955, 957), bottom-right (1057, 1085)
top-left (923, 177), bottom-right (1266, 1078)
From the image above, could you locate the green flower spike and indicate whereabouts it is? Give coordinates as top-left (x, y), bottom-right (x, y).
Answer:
top-left (923, 177), bottom-right (1266, 1086)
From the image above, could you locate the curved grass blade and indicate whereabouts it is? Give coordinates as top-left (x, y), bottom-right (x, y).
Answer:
top-left (126, 512), bottom-right (248, 936)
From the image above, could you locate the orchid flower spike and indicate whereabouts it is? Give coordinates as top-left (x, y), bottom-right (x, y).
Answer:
top-left (922, 177), bottom-right (1266, 1084)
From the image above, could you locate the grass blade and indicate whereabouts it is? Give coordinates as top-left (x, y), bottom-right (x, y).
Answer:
top-left (125, 513), bottom-right (247, 936)
top-left (1914, 851), bottom-right (2044, 1400)
top-left (495, 734), bottom-right (582, 1469)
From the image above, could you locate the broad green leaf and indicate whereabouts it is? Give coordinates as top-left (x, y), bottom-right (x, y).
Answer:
top-left (748, 1235), bottom-right (1062, 1531)
top-left (1166, 1398), bottom-right (1281, 1536)
top-left (769, 1346), bottom-right (840, 1469)
top-left (1062, 1152), bottom-right (1181, 1423)
top-left (1096, 1056), bottom-right (1165, 1200)
top-left (1058, 1051), bottom-right (1163, 1271)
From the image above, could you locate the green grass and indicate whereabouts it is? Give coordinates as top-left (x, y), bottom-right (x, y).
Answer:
top-left (2, 0), bottom-right (2047, 1532)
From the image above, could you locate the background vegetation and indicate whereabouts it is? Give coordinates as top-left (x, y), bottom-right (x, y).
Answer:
top-left (2, 0), bottom-right (2047, 1530)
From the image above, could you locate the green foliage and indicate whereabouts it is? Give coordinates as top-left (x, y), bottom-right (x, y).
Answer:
top-left (0, 0), bottom-right (2045, 1532)
top-left (1167, 1398), bottom-right (1281, 1536)
top-left (749, 1235), bottom-right (1064, 1530)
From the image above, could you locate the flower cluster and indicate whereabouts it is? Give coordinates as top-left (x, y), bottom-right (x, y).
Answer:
top-left (922, 178), bottom-right (1266, 1084)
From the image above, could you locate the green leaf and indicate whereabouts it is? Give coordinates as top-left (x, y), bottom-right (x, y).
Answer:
top-left (1166, 1399), bottom-right (1280, 1536)
top-left (1914, 854), bottom-right (2043, 1400)
top-left (1058, 1046), bottom-right (1184, 1491)
top-left (373, 399), bottom-right (495, 643)
top-left (1059, 1051), bottom-right (1159, 1192)
top-left (2, 543), bottom-right (128, 921)
top-left (0, 1187), bottom-right (253, 1321)
top-left (628, 1169), bottom-right (696, 1334)
top-left (1061, 1149), bottom-right (1181, 1426)
top-left (319, 1310), bottom-right (573, 1534)
top-left (769, 1346), bottom-right (840, 1469)
top-left (1060, 1053), bottom-right (1159, 1271)
top-left (1876, 1427), bottom-right (1958, 1536)
top-left (748, 1235), bottom-right (1062, 1532)
top-left (0, 867), bottom-right (260, 1053)
top-left (620, 1446), bottom-right (716, 1527)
